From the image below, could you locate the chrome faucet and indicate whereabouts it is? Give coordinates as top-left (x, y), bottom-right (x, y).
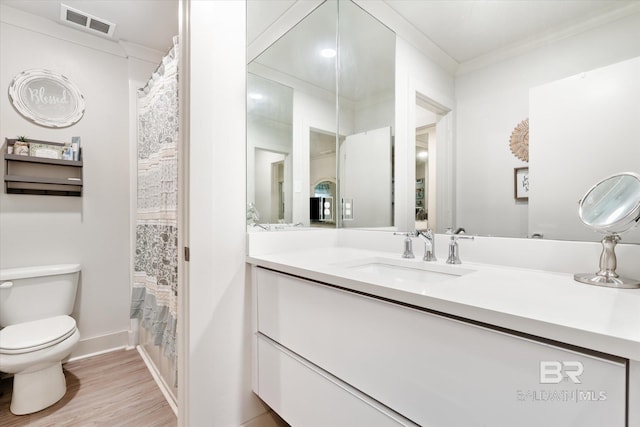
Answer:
top-left (446, 234), bottom-right (474, 264)
top-left (393, 232), bottom-right (415, 258)
top-left (416, 228), bottom-right (436, 261)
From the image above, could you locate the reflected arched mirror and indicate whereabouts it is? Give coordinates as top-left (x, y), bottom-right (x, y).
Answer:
top-left (574, 172), bottom-right (640, 288)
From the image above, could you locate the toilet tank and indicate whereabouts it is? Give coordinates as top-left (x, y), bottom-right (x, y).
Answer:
top-left (0, 264), bottom-right (81, 327)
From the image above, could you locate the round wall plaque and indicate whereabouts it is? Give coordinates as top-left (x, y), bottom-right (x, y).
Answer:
top-left (8, 69), bottom-right (85, 128)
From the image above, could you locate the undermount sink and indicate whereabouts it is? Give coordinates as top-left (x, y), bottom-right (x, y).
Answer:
top-left (335, 257), bottom-right (476, 285)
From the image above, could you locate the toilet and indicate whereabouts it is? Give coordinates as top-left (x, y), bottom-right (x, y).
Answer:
top-left (0, 264), bottom-right (81, 415)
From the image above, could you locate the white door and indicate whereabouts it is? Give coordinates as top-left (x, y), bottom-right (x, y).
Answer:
top-left (340, 126), bottom-right (392, 228)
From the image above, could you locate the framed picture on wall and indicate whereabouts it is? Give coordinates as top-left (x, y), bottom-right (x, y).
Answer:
top-left (514, 167), bottom-right (529, 201)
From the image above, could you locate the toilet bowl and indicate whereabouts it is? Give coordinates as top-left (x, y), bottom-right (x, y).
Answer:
top-left (0, 264), bottom-right (81, 415)
top-left (0, 316), bottom-right (80, 414)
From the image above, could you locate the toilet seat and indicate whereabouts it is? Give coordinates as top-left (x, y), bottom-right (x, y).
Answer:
top-left (0, 315), bottom-right (77, 355)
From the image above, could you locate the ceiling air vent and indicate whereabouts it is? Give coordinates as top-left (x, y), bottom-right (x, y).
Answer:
top-left (60, 4), bottom-right (116, 38)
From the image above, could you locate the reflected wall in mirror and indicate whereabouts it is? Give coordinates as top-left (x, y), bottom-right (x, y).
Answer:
top-left (528, 55), bottom-right (640, 243)
top-left (246, 0), bottom-right (395, 230)
top-left (247, 74), bottom-right (294, 224)
top-left (451, 3), bottom-right (640, 243)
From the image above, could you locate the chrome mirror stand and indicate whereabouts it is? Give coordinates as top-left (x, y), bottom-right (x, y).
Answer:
top-left (574, 234), bottom-right (640, 289)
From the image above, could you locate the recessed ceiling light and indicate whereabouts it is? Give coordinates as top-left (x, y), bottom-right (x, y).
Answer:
top-left (417, 151), bottom-right (429, 160)
top-left (320, 48), bottom-right (336, 58)
top-left (249, 93), bottom-right (263, 100)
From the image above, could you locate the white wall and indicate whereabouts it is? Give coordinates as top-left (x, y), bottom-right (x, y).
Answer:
top-left (352, 93), bottom-right (394, 135)
top-left (310, 155), bottom-right (336, 192)
top-left (0, 5), bottom-right (158, 355)
top-left (530, 56), bottom-right (640, 243)
top-left (187, 1), bottom-right (269, 425)
top-left (247, 119), bottom-right (291, 216)
top-left (455, 12), bottom-right (640, 238)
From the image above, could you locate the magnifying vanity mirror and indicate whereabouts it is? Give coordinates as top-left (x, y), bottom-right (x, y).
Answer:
top-left (574, 172), bottom-right (640, 288)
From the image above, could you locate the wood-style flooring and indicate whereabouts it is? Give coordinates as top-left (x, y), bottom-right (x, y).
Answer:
top-left (0, 349), bottom-right (176, 426)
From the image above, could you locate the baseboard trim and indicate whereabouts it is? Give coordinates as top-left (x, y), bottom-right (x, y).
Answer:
top-left (67, 330), bottom-right (129, 362)
top-left (137, 345), bottom-right (178, 416)
top-left (241, 410), bottom-right (289, 427)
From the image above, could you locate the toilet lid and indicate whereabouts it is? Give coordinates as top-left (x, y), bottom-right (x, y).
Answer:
top-left (0, 315), bottom-right (77, 355)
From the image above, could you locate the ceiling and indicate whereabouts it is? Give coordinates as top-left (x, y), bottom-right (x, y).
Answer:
top-left (0, 0), bottom-right (178, 52)
top-left (250, 0), bottom-right (395, 104)
top-left (3, 0), bottom-right (634, 65)
top-left (384, 0), bottom-right (637, 64)
top-left (248, 0), bottom-right (638, 69)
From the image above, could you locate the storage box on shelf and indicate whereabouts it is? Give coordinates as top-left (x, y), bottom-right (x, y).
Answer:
top-left (3, 138), bottom-right (83, 196)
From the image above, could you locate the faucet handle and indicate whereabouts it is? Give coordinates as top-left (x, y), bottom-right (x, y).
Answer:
top-left (446, 235), bottom-right (474, 264)
top-left (450, 235), bottom-right (474, 242)
top-left (393, 232), bottom-right (415, 258)
top-left (415, 228), bottom-right (432, 237)
top-left (394, 231), bottom-right (417, 237)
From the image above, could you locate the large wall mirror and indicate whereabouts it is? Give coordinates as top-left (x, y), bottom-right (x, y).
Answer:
top-left (248, 0), bottom-right (640, 244)
top-left (247, 0), bottom-right (395, 230)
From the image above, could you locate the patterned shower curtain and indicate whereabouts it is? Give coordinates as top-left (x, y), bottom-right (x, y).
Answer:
top-left (130, 37), bottom-right (179, 362)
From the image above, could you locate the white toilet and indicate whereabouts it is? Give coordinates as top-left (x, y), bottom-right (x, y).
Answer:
top-left (0, 264), bottom-right (81, 415)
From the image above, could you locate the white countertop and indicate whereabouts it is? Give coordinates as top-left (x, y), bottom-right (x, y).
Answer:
top-left (248, 246), bottom-right (640, 361)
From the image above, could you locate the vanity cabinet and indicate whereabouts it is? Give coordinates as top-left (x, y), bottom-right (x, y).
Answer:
top-left (257, 335), bottom-right (416, 426)
top-left (3, 138), bottom-right (83, 196)
top-left (253, 267), bottom-right (627, 427)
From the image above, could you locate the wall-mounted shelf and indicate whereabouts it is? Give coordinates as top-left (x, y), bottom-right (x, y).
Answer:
top-left (3, 138), bottom-right (83, 196)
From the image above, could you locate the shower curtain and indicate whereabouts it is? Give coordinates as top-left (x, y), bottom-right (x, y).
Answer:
top-left (130, 37), bottom-right (179, 364)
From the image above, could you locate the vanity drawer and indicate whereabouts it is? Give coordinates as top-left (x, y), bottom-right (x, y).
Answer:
top-left (257, 334), bottom-right (416, 427)
top-left (256, 267), bottom-right (627, 427)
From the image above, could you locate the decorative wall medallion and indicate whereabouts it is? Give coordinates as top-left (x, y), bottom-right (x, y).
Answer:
top-left (509, 118), bottom-right (529, 162)
top-left (8, 69), bottom-right (85, 128)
